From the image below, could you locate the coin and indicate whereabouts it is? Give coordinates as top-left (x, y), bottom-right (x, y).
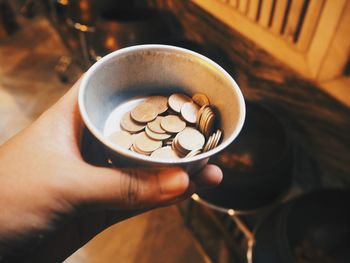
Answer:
top-left (203, 111), bottom-right (215, 137)
top-left (131, 132), bottom-right (142, 144)
top-left (177, 127), bottom-right (205, 151)
top-left (199, 107), bottom-right (210, 133)
top-left (151, 146), bottom-right (180, 159)
top-left (110, 92), bottom-right (221, 159)
top-left (161, 115), bottom-right (186, 133)
top-left (109, 130), bottom-right (132, 150)
top-left (186, 149), bottom-right (202, 158)
top-left (145, 126), bottom-right (171, 141)
top-left (134, 131), bottom-right (162, 153)
top-left (203, 133), bottom-right (214, 152)
top-left (192, 93), bottom-right (210, 107)
top-left (168, 93), bottom-right (192, 112)
top-left (120, 112), bottom-right (145, 133)
top-left (211, 129), bottom-right (222, 149)
top-left (196, 105), bottom-right (208, 129)
top-left (198, 106), bottom-right (215, 137)
top-left (181, 102), bottom-right (199, 124)
top-left (130, 102), bottom-right (158, 123)
top-left (145, 96), bottom-right (168, 114)
top-left (171, 135), bottom-right (188, 157)
top-left (204, 129), bottom-right (222, 151)
top-left (132, 144), bottom-right (151, 155)
top-left (147, 116), bottom-right (166, 134)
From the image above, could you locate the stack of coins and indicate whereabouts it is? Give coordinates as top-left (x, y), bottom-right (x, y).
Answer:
top-left (108, 93), bottom-right (222, 160)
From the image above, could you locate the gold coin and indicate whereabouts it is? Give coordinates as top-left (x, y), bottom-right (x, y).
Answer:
top-left (203, 133), bottom-right (214, 152)
top-left (199, 106), bottom-right (215, 137)
top-left (151, 146), bottom-right (180, 159)
top-left (171, 135), bottom-right (187, 157)
top-left (145, 96), bottom-right (168, 114)
top-left (177, 127), bottom-right (205, 151)
top-left (120, 112), bottom-right (145, 133)
top-left (145, 126), bottom-right (171, 141)
top-left (192, 93), bottom-right (210, 107)
top-left (147, 116), bottom-right (166, 134)
top-left (130, 145), bottom-right (137, 152)
top-left (186, 149), bottom-right (202, 158)
top-left (168, 93), bottom-right (192, 113)
top-left (109, 130), bottom-right (132, 150)
top-left (196, 105), bottom-right (208, 129)
top-left (203, 111), bottom-right (215, 137)
top-left (199, 107), bottom-right (211, 134)
top-left (181, 102), bottom-right (200, 124)
top-left (160, 115), bottom-right (186, 133)
top-left (134, 131), bottom-right (162, 153)
top-left (131, 132), bottom-right (143, 144)
top-left (130, 102), bottom-right (158, 123)
top-left (211, 129), bottom-right (222, 149)
top-left (132, 144), bottom-right (151, 156)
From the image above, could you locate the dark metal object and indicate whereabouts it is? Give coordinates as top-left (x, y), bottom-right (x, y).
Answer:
top-left (88, 8), bottom-right (175, 59)
top-left (0, 0), bottom-right (18, 36)
top-left (252, 189), bottom-right (350, 263)
top-left (198, 101), bottom-right (293, 213)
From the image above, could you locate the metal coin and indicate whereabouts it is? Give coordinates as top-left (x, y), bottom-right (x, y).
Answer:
top-left (147, 116), bottom-right (166, 134)
top-left (120, 112), bottom-right (145, 133)
top-left (151, 146), bottom-right (180, 159)
top-left (130, 102), bottom-right (158, 123)
top-left (109, 130), bottom-right (132, 150)
top-left (145, 96), bottom-right (168, 114)
top-left (181, 102), bottom-right (200, 124)
top-left (161, 115), bottom-right (186, 133)
top-left (192, 93), bottom-right (210, 107)
top-left (168, 93), bottom-right (192, 113)
top-left (134, 131), bottom-right (162, 153)
top-left (145, 126), bottom-right (172, 141)
top-left (185, 149), bottom-right (202, 158)
top-left (203, 133), bottom-right (215, 152)
top-left (177, 127), bottom-right (205, 151)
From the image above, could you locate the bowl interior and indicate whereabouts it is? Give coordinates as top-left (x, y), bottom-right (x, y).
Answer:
top-left (80, 45), bottom-right (244, 162)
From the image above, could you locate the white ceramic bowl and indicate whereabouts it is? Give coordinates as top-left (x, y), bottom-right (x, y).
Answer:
top-left (79, 44), bottom-right (245, 172)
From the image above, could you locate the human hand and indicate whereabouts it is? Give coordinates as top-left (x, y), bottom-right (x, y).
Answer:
top-left (0, 78), bottom-right (222, 262)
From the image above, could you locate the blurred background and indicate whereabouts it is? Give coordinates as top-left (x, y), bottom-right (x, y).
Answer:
top-left (0, 1), bottom-right (350, 262)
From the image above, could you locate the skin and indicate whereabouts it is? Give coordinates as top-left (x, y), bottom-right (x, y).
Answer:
top-left (0, 79), bottom-right (223, 262)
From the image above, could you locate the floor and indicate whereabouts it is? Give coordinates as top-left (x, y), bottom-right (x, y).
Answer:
top-left (0, 17), bottom-right (77, 144)
top-left (0, 17), bottom-right (207, 263)
top-left (65, 206), bottom-right (207, 263)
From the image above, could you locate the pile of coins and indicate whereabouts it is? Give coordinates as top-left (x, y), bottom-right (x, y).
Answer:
top-left (108, 93), bottom-right (222, 159)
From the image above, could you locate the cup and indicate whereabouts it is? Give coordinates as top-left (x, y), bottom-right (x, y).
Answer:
top-left (78, 44), bottom-right (245, 173)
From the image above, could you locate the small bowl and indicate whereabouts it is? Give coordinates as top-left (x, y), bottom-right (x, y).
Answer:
top-left (78, 44), bottom-right (245, 173)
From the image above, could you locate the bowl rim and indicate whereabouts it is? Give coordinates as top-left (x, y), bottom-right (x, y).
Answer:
top-left (78, 44), bottom-right (246, 165)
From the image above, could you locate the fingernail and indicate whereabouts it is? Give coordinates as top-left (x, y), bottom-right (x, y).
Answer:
top-left (159, 167), bottom-right (189, 196)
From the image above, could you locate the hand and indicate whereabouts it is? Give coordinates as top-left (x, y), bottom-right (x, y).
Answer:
top-left (0, 78), bottom-right (223, 262)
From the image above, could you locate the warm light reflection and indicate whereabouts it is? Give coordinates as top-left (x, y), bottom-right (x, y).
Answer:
top-left (78, 0), bottom-right (92, 23)
top-left (73, 22), bottom-right (94, 32)
top-left (79, 0), bottom-right (90, 12)
top-left (228, 209), bottom-right (235, 216)
top-left (57, 0), bottom-right (69, 5)
top-left (105, 36), bottom-right (117, 50)
top-left (191, 193), bottom-right (199, 201)
top-left (246, 239), bottom-right (254, 263)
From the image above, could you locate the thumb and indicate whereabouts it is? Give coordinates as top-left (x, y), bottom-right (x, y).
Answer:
top-left (74, 166), bottom-right (190, 209)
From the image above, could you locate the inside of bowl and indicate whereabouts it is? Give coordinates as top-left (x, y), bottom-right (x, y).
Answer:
top-left (82, 46), bottom-right (243, 146)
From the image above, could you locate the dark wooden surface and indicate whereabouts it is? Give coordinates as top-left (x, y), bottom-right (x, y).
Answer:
top-left (147, 0), bottom-right (350, 186)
